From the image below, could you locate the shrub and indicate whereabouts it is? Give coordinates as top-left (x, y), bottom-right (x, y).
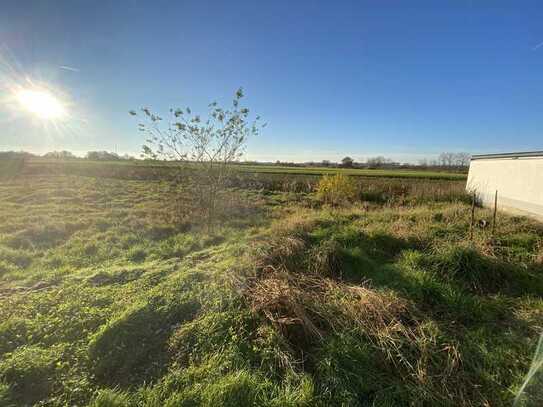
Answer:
top-left (131, 88), bottom-right (265, 228)
top-left (316, 174), bottom-right (358, 206)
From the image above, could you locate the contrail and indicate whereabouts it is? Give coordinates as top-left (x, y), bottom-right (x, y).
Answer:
top-left (59, 65), bottom-right (80, 72)
top-left (532, 41), bottom-right (543, 51)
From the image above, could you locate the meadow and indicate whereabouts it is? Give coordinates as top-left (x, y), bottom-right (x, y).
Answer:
top-left (0, 160), bottom-right (542, 406)
top-left (15, 157), bottom-right (468, 181)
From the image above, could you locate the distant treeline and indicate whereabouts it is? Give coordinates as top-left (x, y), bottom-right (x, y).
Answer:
top-left (0, 150), bottom-right (471, 169)
top-left (0, 150), bottom-right (135, 161)
top-left (245, 152), bottom-right (471, 170)
top-left (0, 151), bottom-right (36, 160)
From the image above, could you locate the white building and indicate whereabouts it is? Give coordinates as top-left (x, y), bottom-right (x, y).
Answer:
top-left (466, 151), bottom-right (543, 220)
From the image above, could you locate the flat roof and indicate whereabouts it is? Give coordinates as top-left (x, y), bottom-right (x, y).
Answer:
top-left (471, 151), bottom-right (543, 160)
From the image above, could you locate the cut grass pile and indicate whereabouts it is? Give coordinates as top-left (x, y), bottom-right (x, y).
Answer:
top-left (0, 174), bottom-right (542, 406)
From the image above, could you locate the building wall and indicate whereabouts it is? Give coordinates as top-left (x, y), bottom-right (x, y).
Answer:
top-left (466, 156), bottom-right (543, 220)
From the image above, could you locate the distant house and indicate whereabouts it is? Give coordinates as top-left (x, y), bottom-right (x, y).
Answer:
top-left (466, 151), bottom-right (543, 220)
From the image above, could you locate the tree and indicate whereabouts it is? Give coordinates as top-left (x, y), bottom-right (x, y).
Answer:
top-left (438, 152), bottom-right (455, 167)
top-left (438, 152), bottom-right (471, 168)
top-left (366, 156), bottom-right (393, 168)
top-left (418, 159), bottom-right (429, 168)
top-left (43, 151), bottom-right (76, 159)
top-left (454, 152), bottom-right (471, 167)
top-left (0, 151), bottom-right (36, 160)
top-left (341, 156), bottom-right (354, 168)
top-left (130, 88), bottom-right (264, 226)
top-left (85, 151), bottom-right (120, 161)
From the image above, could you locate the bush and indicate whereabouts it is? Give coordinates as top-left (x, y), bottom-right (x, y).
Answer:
top-left (316, 174), bottom-right (358, 206)
top-left (132, 88), bottom-right (264, 228)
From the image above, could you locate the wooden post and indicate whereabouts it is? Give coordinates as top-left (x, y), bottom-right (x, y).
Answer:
top-left (492, 190), bottom-right (498, 237)
top-left (470, 191), bottom-right (476, 240)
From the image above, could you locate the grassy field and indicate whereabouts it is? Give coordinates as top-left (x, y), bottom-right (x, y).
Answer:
top-left (0, 159), bottom-right (25, 179)
top-left (233, 164), bottom-right (467, 180)
top-left (0, 167), bottom-right (542, 406)
top-left (17, 157), bottom-right (468, 181)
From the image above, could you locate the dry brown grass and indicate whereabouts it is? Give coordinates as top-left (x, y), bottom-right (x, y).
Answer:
top-left (242, 207), bottom-right (484, 403)
top-left (251, 210), bottom-right (318, 272)
top-left (248, 272), bottom-right (325, 341)
top-left (246, 267), bottom-right (419, 355)
top-left (245, 267), bottom-right (467, 398)
top-left (246, 210), bottom-right (412, 345)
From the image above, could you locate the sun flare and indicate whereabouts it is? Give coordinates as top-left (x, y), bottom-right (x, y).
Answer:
top-left (15, 88), bottom-right (66, 120)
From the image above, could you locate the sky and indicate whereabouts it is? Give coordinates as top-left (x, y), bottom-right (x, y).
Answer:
top-left (1, 0), bottom-right (543, 163)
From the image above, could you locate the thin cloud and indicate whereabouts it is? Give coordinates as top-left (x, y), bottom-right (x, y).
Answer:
top-left (59, 65), bottom-right (80, 72)
top-left (532, 41), bottom-right (543, 51)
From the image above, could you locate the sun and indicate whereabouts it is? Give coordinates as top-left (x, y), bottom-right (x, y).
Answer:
top-left (15, 88), bottom-right (66, 120)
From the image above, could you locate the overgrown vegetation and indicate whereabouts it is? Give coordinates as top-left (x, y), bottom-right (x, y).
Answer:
top-left (316, 173), bottom-right (358, 205)
top-left (0, 169), bottom-right (542, 406)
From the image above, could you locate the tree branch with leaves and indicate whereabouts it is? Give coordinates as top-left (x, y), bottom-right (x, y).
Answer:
top-left (130, 88), bottom-right (265, 227)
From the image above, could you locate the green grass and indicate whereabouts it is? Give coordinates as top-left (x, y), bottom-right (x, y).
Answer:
top-left (17, 157), bottom-right (467, 180)
top-left (0, 159), bottom-right (24, 179)
top-left (0, 173), bottom-right (541, 406)
top-left (233, 163), bottom-right (467, 180)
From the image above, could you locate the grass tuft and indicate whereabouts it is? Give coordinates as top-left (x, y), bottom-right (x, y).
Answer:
top-left (88, 388), bottom-right (132, 407)
top-left (89, 295), bottom-right (200, 386)
top-left (0, 345), bottom-right (59, 405)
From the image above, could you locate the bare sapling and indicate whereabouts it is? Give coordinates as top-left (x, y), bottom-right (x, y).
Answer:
top-left (130, 88), bottom-right (265, 228)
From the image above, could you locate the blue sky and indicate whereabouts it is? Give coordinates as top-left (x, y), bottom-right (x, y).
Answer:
top-left (1, 1), bottom-right (543, 163)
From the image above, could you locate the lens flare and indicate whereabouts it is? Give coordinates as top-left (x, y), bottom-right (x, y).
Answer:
top-left (15, 88), bottom-right (66, 120)
top-left (0, 47), bottom-right (83, 148)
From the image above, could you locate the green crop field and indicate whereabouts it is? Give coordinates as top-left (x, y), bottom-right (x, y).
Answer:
top-left (17, 157), bottom-right (468, 181)
top-left (0, 165), bottom-right (541, 406)
top-left (233, 164), bottom-right (467, 180)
